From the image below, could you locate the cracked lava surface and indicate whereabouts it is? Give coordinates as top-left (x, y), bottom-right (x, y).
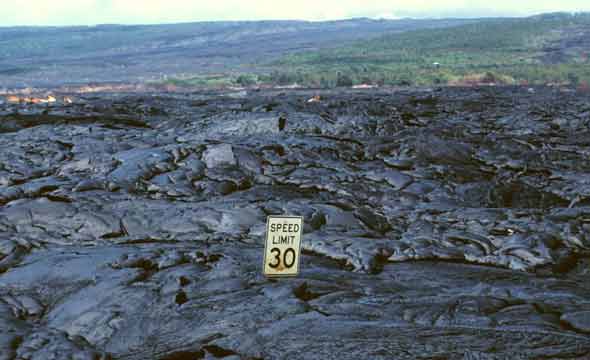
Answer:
top-left (1, 86), bottom-right (590, 359)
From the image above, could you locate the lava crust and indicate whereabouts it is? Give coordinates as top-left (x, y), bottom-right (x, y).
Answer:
top-left (1, 86), bottom-right (590, 359)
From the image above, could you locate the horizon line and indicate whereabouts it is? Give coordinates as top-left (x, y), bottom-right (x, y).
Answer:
top-left (1, 11), bottom-right (588, 29)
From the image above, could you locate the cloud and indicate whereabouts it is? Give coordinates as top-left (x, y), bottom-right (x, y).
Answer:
top-left (1, 0), bottom-right (590, 26)
top-left (373, 13), bottom-right (401, 20)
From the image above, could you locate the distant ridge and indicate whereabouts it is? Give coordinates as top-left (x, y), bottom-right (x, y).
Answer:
top-left (267, 12), bottom-right (590, 88)
top-left (0, 17), bottom-right (480, 87)
top-left (1, 13), bottom-right (589, 89)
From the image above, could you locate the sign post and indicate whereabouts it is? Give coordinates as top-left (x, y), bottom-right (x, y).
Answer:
top-left (263, 215), bottom-right (303, 277)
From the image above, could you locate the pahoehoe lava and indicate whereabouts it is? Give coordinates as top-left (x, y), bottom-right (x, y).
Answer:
top-left (1, 86), bottom-right (590, 359)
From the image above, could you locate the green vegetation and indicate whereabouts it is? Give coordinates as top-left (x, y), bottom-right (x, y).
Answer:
top-left (159, 74), bottom-right (237, 88)
top-left (264, 13), bottom-right (590, 87)
top-left (3, 14), bottom-right (589, 89)
top-left (163, 12), bottom-right (590, 89)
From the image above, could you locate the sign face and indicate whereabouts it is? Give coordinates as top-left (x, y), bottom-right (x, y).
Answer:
top-left (263, 215), bottom-right (303, 277)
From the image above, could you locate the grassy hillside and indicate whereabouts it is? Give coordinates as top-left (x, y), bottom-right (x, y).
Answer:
top-left (0, 18), bottom-right (477, 88)
top-left (253, 12), bottom-right (590, 87)
top-left (3, 13), bottom-right (589, 89)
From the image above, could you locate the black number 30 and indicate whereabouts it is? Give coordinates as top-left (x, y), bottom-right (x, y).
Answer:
top-left (268, 247), bottom-right (296, 269)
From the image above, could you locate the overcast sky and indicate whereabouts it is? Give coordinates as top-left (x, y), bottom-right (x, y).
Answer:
top-left (3, 0), bottom-right (590, 26)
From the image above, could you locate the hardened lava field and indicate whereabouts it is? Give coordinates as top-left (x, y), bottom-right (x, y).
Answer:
top-left (1, 86), bottom-right (590, 359)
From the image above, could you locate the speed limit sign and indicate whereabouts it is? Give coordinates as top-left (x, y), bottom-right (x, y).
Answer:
top-left (263, 215), bottom-right (303, 277)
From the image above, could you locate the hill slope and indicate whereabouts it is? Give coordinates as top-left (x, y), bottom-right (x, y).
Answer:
top-left (0, 18), bottom-right (477, 88)
top-left (269, 12), bottom-right (590, 87)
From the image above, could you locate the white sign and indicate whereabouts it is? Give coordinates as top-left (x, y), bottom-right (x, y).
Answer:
top-left (263, 215), bottom-right (303, 277)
